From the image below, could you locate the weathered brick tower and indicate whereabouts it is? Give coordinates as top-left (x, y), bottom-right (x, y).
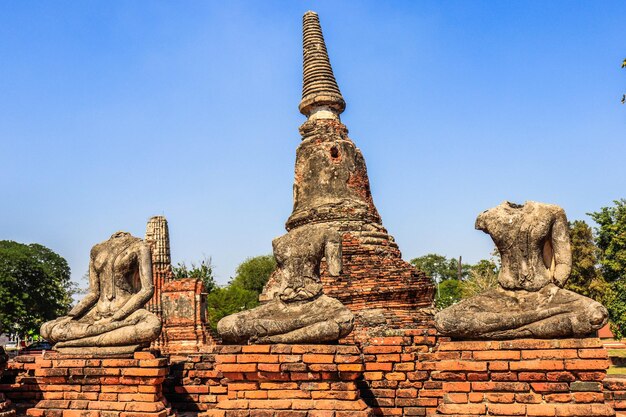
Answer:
top-left (288, 12), bottom-right (435, 330)
top-left (145, 216), bottom-right (216, 353)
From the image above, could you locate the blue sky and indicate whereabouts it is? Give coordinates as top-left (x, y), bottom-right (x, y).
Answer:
top-left (1, 1), bottom-right (625, 286)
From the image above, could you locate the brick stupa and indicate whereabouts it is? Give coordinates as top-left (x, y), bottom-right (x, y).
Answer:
top-left (285, 11), bottom-right (435, 331)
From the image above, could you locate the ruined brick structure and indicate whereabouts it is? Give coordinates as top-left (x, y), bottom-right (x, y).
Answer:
top-left (2, 10), bottom-right (619, 417)
top-left (145, 216), bottom-right (174, 350)
top-left (145, 216), bottom-right (215, 354)
top-left (283, 11), bottom-right (435, 330)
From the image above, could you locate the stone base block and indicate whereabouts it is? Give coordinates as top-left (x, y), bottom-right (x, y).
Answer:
top-left (419, 338), bottom-right (615, 416)
top-left (25, 351), bottom-right (174, 417)
top-left (199, 344), bottom-right (372, 417)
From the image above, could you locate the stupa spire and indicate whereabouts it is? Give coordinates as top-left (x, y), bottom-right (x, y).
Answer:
top-left (299, 11), bottom-right (346, 119)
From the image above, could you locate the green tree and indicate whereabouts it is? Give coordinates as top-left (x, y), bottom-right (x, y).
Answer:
top-left (589, 200), bottom-right (626, 283)
top-left (436, 279), bottom-right (462, 309)
top-left (565, 220), bottom-right (612, 305)
top-left (172, 257), bottom-right (217, 293)
top-left (410, 253), bottom-right (472, 309)
top-left (0, 241), bottom-right (76, 338)
top-left (461, 259), bottom-right (499, 299)
top-left (230, 255), bottom-right (276, 294)
top-left (589, 200), bottom-right (626, 338)
top-left (410, 254), bottom-right (470, 282)
top-left (200, 255), bottom-right (276, 331)
top-left (206, 284), bottom-right (259, 332)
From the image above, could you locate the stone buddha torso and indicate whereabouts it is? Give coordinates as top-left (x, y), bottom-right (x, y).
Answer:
top-left (476, 201), bottom-right (571, 291)
top-left (91, 233), bottom-right (143, 318)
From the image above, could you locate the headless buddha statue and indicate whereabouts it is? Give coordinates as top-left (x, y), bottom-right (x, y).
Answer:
top-left (41, 231), bottom-right (161, 354)
top-left (435, 201), bottom-right (608, 339)
top-left (217, 223), bottom-right (354, 344)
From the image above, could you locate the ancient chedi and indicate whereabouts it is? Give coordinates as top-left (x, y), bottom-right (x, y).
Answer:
top-left (41, 231), bottom-right (162, 354)
top-left (435, 201), bottom-right (609, 339)
top-left (218, 223), bottom-right (354, 344)
top-left (282, 11), bottom-right (434, 328)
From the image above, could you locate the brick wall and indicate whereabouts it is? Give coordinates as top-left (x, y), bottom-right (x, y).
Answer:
top-left (422, 338), bottom-right (614, 416)
top-left (25, 352), bottom-right (173, 417)
top-left (1, 335), bottom-right (618, 416)
top-left (0, 357), bottom-right (41, 416)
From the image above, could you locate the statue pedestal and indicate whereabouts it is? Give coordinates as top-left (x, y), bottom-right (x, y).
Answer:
top-left (199, 344), bottom-right (372, 417)
top-left (26, 351), bottom-right (173, 417)
top-left (419, 338), bottom-right (615, 416)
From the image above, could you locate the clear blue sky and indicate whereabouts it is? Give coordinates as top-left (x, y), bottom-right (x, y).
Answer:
top-left (1, 1), bottom-right (625, 287)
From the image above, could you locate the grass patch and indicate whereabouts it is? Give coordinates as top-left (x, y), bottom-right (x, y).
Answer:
top-left (609, 349), bottom-right (626, 358)
top-left (608, 366), bottom-right (626, 375)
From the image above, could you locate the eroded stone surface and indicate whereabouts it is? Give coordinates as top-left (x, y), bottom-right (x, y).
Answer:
top-left (41, 231), bottom-right (162, 354)
top-left (435, 201), bottom-right (608, 339)
top-left (217, 223), bottom-right (354, 344)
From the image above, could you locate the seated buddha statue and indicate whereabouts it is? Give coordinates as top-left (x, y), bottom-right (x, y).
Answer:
top-left (434, 201), bottom-right (608, 339)
top-left (217, 223), bottom-right (354, 344)
top-left (40, 231), bottom-right (162, 354)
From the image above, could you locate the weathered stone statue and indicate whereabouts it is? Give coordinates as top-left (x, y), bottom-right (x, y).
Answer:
top-left (217, 223), bottom-right (354, 344)
top-left (41, 231), bottom-right (162, 354)
top-left (435, 201), bottom-right (608, 339)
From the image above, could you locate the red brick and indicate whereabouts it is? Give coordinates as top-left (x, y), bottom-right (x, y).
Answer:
top-left (564, 359), bottom-right (609, 370)
top-left (488, 403), bottom-right (526, 415)
top-left (442, 382), bottom-right (471, 393)
top-left (522, 349), bottom-right (578, 360)
top-left (437, 360), bottom-right (487, 372)
top-left (473, 350), bottom-right (520, 361)
top-left (485, 393), bottom-right (515, 403)
top-left (437, 403), bottom-right (486, 414)
top-left (510, 360), bottom-right (564, 371)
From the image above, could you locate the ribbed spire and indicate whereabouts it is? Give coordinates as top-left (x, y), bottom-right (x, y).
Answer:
top-left (145, 216), bottom-right (171, 267)
top-left (299, 11), bottom-right (346, 118)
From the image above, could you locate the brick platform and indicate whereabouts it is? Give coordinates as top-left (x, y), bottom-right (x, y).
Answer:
top-left (1, 356), bottom-right (42, 415)
top-left (25, 351), bottom-right (173, 417)
top-left (4, 335), bottom-right (620, 416)
top-left (420, 338), bottom-right (615, 416)
top-left (199, 344), bottom-right (372, 417)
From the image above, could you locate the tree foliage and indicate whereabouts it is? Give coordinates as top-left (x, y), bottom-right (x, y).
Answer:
top-left (589, 200), bottom-right (626, 338)
top-left (589, 200), bottom-right (626, 283)
top-left (172, 257), bottom-right (217, 293)
top-left (460, 259), bottom-right (499, 299)
top-left (435, 279), bottom-right (462, 309)
top-left (565, 220), bottom-right (611, 305)
top-left (0, 241), bottom-right (76, 338)
top-left (411, 253), bottom-right (492, 309)
top-left (230, 255), bottom-right (276, 294)
top-left (206, 285), bottom-right (259, 332)
top-left (202, 255), bottom-right (275, 331)
top-left (410, 253), bottom-right (470, 283)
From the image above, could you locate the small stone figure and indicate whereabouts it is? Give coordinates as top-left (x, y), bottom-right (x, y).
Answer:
top-left (217, 224), bottom-right (354, 344)
top-left (435, 201), bottom-right (608, 339)
top-left (41, 231), bottom-right (162, 354)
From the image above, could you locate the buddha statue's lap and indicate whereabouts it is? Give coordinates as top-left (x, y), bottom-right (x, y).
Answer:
top-left (435, 201), bottom-right (608, 340)
top-left (40, 231), bottom-right (162, 354)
